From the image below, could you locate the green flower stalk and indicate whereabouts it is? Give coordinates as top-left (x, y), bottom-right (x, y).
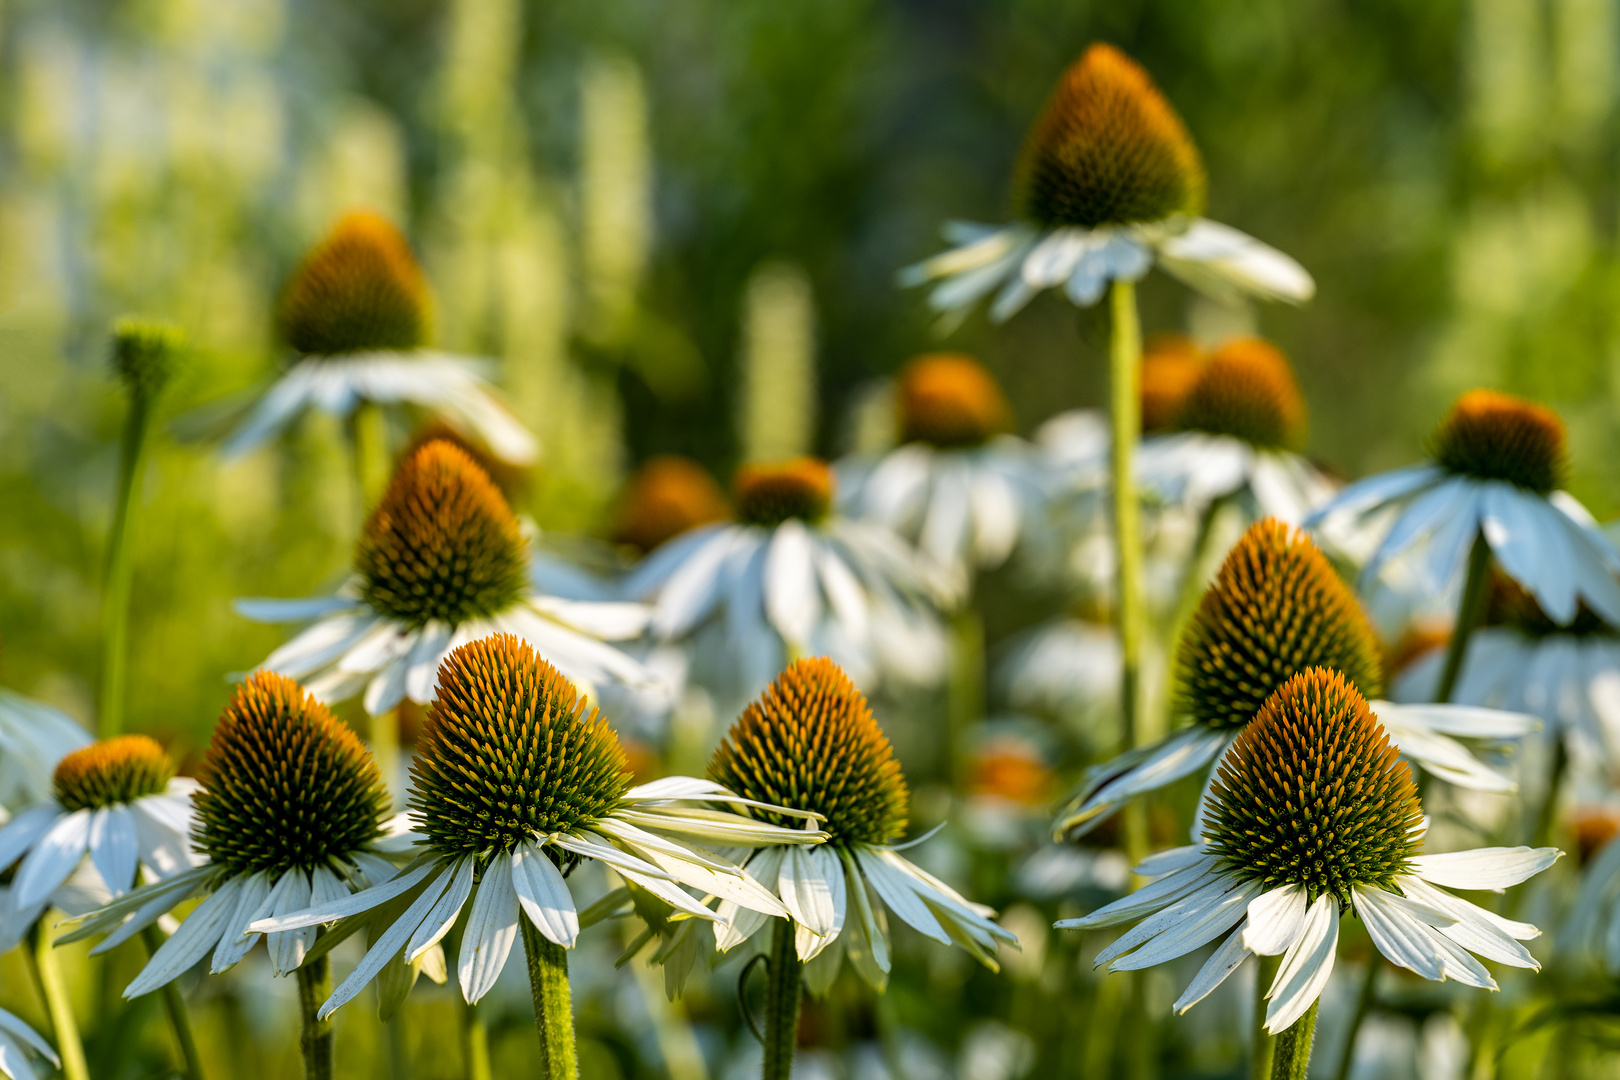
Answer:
top-left (101, 317), bottom-right (184, 738)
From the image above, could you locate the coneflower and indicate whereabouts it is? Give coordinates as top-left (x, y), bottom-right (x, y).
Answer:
top-left (703, 658), bottom-right (1014, 1080)
top-left (1058, 669), bottom-right (1558, 1079)
top-left (1138, 332), bottom-right (1203, 433)
top-left (220, 211), bottom-right (536, 471)
top-left (1053, 518), bottom-right (1534, 840)
top-left (60, 672), bottom-right (405, 1080)
top-left (248, 634), bottom-right (825, 1079)
top-left (611, 455), bottom-right (732, 554)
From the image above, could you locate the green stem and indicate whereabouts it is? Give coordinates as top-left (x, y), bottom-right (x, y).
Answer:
top-left (296, 955), bottom-right (334, 1080)
top-left (1251, 955), bottom-right (1280, 1080)
top-left (1434, 530), bottom-right (1492, 703)
top-left (521, 917), bottom-right (578, 1079)
top-left (349, 400), bottom-right (392, 514)
top-left (29, 914), bottom-right (90, 1080)
top-left (762, 918), bottom-right (802, 1080)
top-left (946, 606), bottom-right (985, 788)
top-left (459, 997), bottom-right (493, 1080)
top-left (1109, 279), bottom-right (1148, 869)
top-left (1330, 960), bottom-right (1379, 1080)
top-left (1269, 1000), bottom-right (1319, 1080)
top-left (142, 924), bottom-right (207, 1080)
top-left (99, 388), bottom-right (155, 738)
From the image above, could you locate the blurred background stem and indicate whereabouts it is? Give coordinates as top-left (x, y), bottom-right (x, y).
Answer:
top-left (460, 997), bottom-right (493, 1080)
top-left (1434, 530), bottom-right (1492, 703)
top-left (1108, 279), bottom-right (1147, 867)
top-left (1251, 955), bottom-right (1279, 1080)
top-left (29, 913), bottom-right (90, 1080)
top-left (947, 606), bottom-right (985, 788)
top-left (142, 924), bottom-right (207, 1080)
top-left (98, 372), bottom-right (158, 738)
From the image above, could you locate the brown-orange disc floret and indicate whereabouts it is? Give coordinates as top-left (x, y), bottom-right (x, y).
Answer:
top-left (192, 671), bottom-right (388, 877)
top-left (1013, 43), bottom-right (1206, 229)
top-left (1139, 332), bottom-right (1203, 433)
top-left (1177, 519), bottom-right (1383, 730)
top-left (1172, 337), bottom-right (1306, 450)
top-left (1432, 389), bottom-right (1567, 494)
top-left (277, 211), bottom-right (432, 356)
top-left (53, 735), bottom-right (175, 812)
top-left (410, 635), bottom-right (630, 857)
top-left (897, 354), bottom-right (1013, 449)
top-left (734, 458), bottom-right (834, 528)
top-left (1204, 669), bottom-right (1422, 902)
top-left (709, 658), bottom-right (908, 846)
top-left (612, 456), bottom-right (732, 553)
top-left (356, 439), bottom-right (529, 628)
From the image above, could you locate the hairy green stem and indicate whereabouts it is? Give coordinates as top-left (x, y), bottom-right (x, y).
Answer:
top-left (296, 955), bottom-right (334, 1080)
top-left (99, 386), bottom-right (156, 737)
top-left (762, 918), bottom-right (802, 1080)
top-left (143, 924), bottom-right (207, 1080)
top-left (1434, 530), bottom-right (1492, 703)
top-left (459, 997), bottom-right (493, 1080)
top-left (1109, 280), bottom-right (1147, 869)
top-left (349, 400), bottom-right (392, 512)
top-left (521, 917), bottom-right (578, 1079)
top-left (1270, 1000), bottom-right (1319, 1080)
top-left (1331, 960), bottom-right (1379, 1080)
top-left (29, 914), bottom-right (89, 1080)
top-left (1251, 955), bottom-right (1279, 1080)
top-left (946, 606), bottom-right (986, 787)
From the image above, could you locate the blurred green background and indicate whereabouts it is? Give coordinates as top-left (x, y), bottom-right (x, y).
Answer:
top-left (2, 0), bottom-right (1619, 784)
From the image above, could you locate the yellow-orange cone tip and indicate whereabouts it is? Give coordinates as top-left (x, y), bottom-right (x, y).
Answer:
top-left (733, 458), bottom-right (835, 527)
top-left (1172, 337), bottom-right (1307, 450)
top-left (277, 211), bottom-right (432, 356)
top-left (613, 455), bottom-right (732, 553)
top-left (897, 354), bottom-right (1013, 449)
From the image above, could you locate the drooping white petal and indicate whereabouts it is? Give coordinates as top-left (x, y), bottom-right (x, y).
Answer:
top-left (1054, 859), bottom-right (1219, 930)
top-left (1243, 884), bottom-right (1308, 956)
top-left (265, 870), bottom-right (318, 976)
top-left (0, 805), bottom-right (67, 873)
top-left (458, 854), bottom-right (521, 1004)
top-left (0, 1007), bottom-right (57, 1066)
top-left (87, 806), bottom-right (139, 897)
top-left (211, 870), bottom-right (274, 972)
top-left (1411, 847), bottom-right (1560, 891)
top-left (1264, 895), bottom-right (1338, 1034)
top-left (318, 865), bottom-right (455, 1019)
top-left (1155, 219), bottom-right (1314, 304)
top-left (248, 861), bottom-right (438, 934)
top-left (125, 876), bottom-right (247, 998)
top-left (511, 844), bottom-right (579, 949)
top-left (405, 857), bottom-right (473, 962)
top-left (855, 847), bottom-right (950, 944)
top-left (840, 848), bottom-right (889, 978)
top-left (1173, 924), bottom-right (1252, 1013)
top-left (1103, 879), bottom-right (1262, 972)
top-left (763, 520), bottom-right (822, 649)
top-left (1352, 884), bottom-right (1446, 980)
top-left (14, 809), bottom-right (91, 909)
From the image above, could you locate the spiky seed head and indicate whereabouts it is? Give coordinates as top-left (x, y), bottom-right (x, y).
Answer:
top-left (403, 420), bottom-right (530, 498)
top-left (612, 455), bottom-right (732, 553)
top-left (1172, 338), bottom-right (1306, 450)
top-left (110, 317), bottom-right (185, 399)
top-left (1177, 519), bottom-right (1383, 730)
top-left (968, 736), bottom-right (1053, 806)
top-left (708, 658), bottom-right (908, 846)
top-left (1484, 568), bottom-right (1609, 636)
top-left (1432, 389), bottom-right (1566, 494)
top-left (1140, 332), bottom-right (1203, 433)
top-left (897, 354), bottom-right (1013, 449)
top-left (53, 736), bottom-right (175, 812)
top-left (1204, 668), bottom-right (1422, 903)
top-left (410, 635), bottom-right (631, 858)
top-left (1013, 43), bottom-right (1206, 229)
top-left (192, 671), bottom-right (388, 878)
top-left (276, 211), bottom-right (432, 356)
top-left (733, 458), bottom-right (834, 528)
top-left (356, 439), bottom-right (529, 629)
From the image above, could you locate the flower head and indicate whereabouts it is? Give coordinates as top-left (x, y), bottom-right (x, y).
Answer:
top-left (410, 635), bottom-right (630, 857)
top-left (1013, 43), bottom-right (1206, 229)
top-left (1140, 332), bottom-right (1203, 432)
top-left (110, 318), bottom-right (184, 399)
top-left (53, 736), bottom-right (175, 813)
top-left (193, 671), bottom-right (388, 879)
top-left (1486, 568), bottom-right (1610, 637)
top-left (1204, 669), bottom-right (1421, 903)
top-left (897, 354), bottom-right (1012, 449)
top-left (709, 658), bottom-right (907, 846)
top-left (1177, 518), bottom-right (1381, 730)
top-left (277, 211), bottom-right (432, 356)
top-left (734, 458), bottom-right (834, 527)
top-left (1173, 338), bottom-right (1306, 451)
top-left (357, 439), bottom-right (530, 629)
top-left (612, 456), bottom-right (732, 553)
top-left (1432, 389), bottom-right (1566, 495)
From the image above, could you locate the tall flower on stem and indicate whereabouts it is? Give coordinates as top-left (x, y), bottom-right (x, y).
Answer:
top-left (220, 211), bottom-right (537, 488)
top-left (1057, 669), bottom-right (1558, 1079)
top-left (1054, 519), bottom-right (1536, 841)
top-left (1310, 389), bottom-right (1620, 707)
top-left (904, 45), bottom-right (1314, 862)
top-left (249, 635), bottom-right (826, 1079)
top-left (60, 672), bottom-right (402, 1080)
top-left (101, 318), bottom-right (184, 737)
top-left (703, 659), bottom-right (1015, 1080)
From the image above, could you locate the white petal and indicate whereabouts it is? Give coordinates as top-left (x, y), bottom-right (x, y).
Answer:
top-left (248, 861), bottom-right (438, 934)
top-left (511, 845), bottom-right (578, 949)
top-left (125, 877), bottom-right (245, 998)
top-left (0, 806), bottom-right (66, 873)
top-left (1412, 847), bottom-right (1561, 890)
top-left (763, 520), bottom-right (822, 649)
top-left (403, 621), bottom-right (453, 703)
top-left (1243, 884), bottom-right (1308, 956)
top-left (1352, 884), bottom-right (1445, 980)
top-left (1054, 859), bottom-right (1219, 930)
top-left (1174, 924), bottom-right (1252, 1013)
top-left (211, 870), bottom-right (274, 972)
top-left (87, 806), bottom-right (138, 897)
top-left (856, 846), bottom-right (950, 944)
top-left (458, 854), bottom-right (521, 1004)
top-left (1103, 879), bottom-right (1262, 971)
top-left (319, 866), bottom-right (453, 1019)
top-left (405, 857), bottom-right (472, 962)
top-left (0, 1006), bottom-right (57, 1065)
top-left (14, 810), bottom-right (90, 909)
top-left (1155, 218), bottom-right (1314, 304)
top-left (779, 845), bottom-right (841, 941)
top-left (1264, 895), bottom-right (1338, 1034)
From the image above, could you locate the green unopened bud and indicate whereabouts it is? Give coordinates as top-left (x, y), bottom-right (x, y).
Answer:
top-left (110, 317), bottom-right (185, 400)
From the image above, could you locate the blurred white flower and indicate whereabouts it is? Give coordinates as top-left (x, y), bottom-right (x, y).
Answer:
top-left (0, 688), bottom-right (89, 811)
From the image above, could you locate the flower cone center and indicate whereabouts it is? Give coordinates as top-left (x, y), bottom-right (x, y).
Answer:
top-left (1432, 389), bottom-right (1566, 494)
top-left (1139, 332), bottom-right (1203, 433)
top-left (277, 211), bottom-right (432, 356)
top-left (1204, 668), bottom-right (1422, 902)
top-left (612, 455), bottom-right (732, 553)
top-left (1172, 338), bottom-right (1305, 450)
top-left (54, 735), bottom-right (175, 812)
top-left (897, 354), bottom-right (1013, 449)
top-left (734, 458), bottom-right (834, 527)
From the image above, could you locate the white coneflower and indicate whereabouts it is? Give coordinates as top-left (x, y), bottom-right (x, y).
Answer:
top-left (1058, 669), bottom-right (1558, 1073)
top-left (901, 44), bottom-right (1312, 323)
top-left (700, 658), bottom-right (1015, 1080)
top-left (622, 458), bottom-right (953, 708)
top-left (0, 735), bottom-right (196, 952)
top-left (62, 671), bottom-right (410, 1080)
top-left (248, 635), bottom-right (825, 1077)
top-left (836, 354), bottom-right (1041, 593)
top-left (221, 211), bottom-right (537, 465)
top-left (1310, 390), bottom-right (1620, 706)
top-left (239, 439), bottom-right (652, 717)
top-left (0, 688), bottom-right (89, 811)
top-left (1054, 520), bottom-right (1536, 840)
